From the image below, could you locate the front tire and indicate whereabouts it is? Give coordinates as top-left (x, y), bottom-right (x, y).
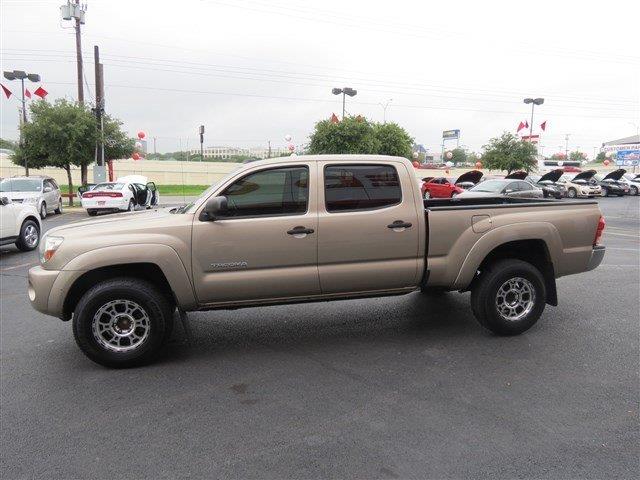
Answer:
top-left (72, 278), bottom-right (175, 368)
top-left (15, 219), bottom-right (40, 251)
top-left (470, 259), bottom-right (546, 336)
top-left (631, 186), bottom-right (638, 196)
top-left (127, 199), bottom-right (135, 212)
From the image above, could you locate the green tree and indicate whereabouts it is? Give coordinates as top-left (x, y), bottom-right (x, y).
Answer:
top-left (594, 151), bottom-right (607, 163)
top-left (569, 150), bottom-right (587, 162)
top-left (372, 122), bottom-right (413, 158)
top-left (481, 132), bottom-right (538, 174)
top-left (0, 138), bottom-right (17, 151)
top-left (308, 116), bottom-right (380, 155)
top-left (450, 147), bottom-right (467, 165)
top-left (12, 99), bottom-right (132, 205)
top-left (307, 116), bottom-right (414, 158)
top-left (549, 153), bottom-right (566, 160)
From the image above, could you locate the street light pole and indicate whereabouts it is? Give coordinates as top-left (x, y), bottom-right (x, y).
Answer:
top-left (332, 87), bottom-right (357, 120)
top-left (523, 97), bottom-right (544, 142)
top-left (3, 70), bottom-right (41, 176)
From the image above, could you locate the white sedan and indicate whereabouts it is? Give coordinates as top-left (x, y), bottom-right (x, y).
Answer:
top-left (80, 175), bottom-right (159, 216)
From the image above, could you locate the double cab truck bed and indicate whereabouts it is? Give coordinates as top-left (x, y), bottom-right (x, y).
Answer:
top-left (28, 155), bottom-right (606, 367)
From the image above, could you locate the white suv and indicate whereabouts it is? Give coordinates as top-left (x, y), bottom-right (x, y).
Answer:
top-left (0, 196), bottom-right (41, 251)
top-left (0, 176), bottom-right (63, 219)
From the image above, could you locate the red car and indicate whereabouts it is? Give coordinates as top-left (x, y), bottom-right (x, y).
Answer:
top-left (421, 170), bottom-right (483, 199)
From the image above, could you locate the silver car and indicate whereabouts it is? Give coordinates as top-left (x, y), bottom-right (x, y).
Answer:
top-left (0, 176), bottom-right (63, 219)
top-left (456, 179), bottom-right (545, 199)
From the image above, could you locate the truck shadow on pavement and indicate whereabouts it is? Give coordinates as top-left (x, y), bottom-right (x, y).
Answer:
top-left (160, 291), bottom-right (485, 365)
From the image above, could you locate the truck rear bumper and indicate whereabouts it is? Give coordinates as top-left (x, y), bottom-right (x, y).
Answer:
top-left (586, 245), bottom-right (605, 271)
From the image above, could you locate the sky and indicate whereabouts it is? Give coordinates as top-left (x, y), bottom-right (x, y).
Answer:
top-left (1, 0), bottom-right (639, 157)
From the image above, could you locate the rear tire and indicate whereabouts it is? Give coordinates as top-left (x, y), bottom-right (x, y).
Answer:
top-left (631, 186), bottom-right (638, 196)
top-left (470, 259), bottom-right (546, 336)
top-left (72, 278), bottom-right (175, 368)
top-left (39, 202), bottom-right (47, 219)
top-left (87, 209), bottom-right (98, 216)
top-left (127, 200), bottom-right (135, 212)
top-left (601, 187), bottom-right (608, 197)
top-left (54, 199), bottom-right (63, 214)
top-left (567, 188), bottom-right (577, 198)
top-left (15, 219), bottom-right (40, 251)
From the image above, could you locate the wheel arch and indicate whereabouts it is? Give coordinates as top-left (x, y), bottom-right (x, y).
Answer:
top-left (57, 244), bottom-right (197, 320)
top-left (454, 225), bottom-right (561, 306)
top-left (62, 263), bottom-right (176, 321)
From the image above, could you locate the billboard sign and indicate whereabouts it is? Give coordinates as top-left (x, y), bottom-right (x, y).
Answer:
top-left (442, 129), bottom-right (460, 140)
top-left (615, 150), bottom-right (640, 166)
top-left (603, 143), bottom-right (640, 152)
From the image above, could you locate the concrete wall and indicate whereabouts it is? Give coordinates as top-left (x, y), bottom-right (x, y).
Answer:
top-left (0, 155), bottom-right (238, 185)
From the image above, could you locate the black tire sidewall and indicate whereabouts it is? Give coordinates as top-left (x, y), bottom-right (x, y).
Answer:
top-left (475, 260), bottom-right (546, 336)
top-left (72, 279), bottom-right (172, 368)
top-left (40, 202), bottom-right (47, 219)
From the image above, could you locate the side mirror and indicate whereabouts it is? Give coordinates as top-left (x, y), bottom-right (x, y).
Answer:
top-left (44, 186), bottom-right (53, 193)
top-left (199, 196), bottom-right (228, 221)
top-left (0, 196), bottom-right (9, 206)
top-left (146, 182), bottom-right (156, 192)
top-left (503, 189), bottom-right (515, 195)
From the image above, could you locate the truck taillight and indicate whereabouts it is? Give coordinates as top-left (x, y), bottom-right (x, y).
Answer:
top-left (594, 216), bottom-right (605, 246)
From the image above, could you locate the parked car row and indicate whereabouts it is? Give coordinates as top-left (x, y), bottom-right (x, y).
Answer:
top-left (0, 176), bottom-right (63, 219)
top-left (420, 168), bottom-right (640, 200)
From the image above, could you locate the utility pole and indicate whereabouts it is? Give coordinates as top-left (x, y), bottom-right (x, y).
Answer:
top-left (93, 45), bottom-right (105, 166)
top-left (60, 1), bottom-right (86, 104)
top-left (75, 0), bottom-right (84, 104)
top-left (565, 134), bottom-right (570, 159)
top-left (268, 140), bottom-right (271, 159)
top-left (199, 125), bottom-right (205, 161)
top-left (153, 137), bottom-right (157, 154)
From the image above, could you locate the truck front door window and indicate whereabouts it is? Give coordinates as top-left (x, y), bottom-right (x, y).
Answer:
top-left (324, 165), bottom-right (401, 212)
top-left (223, 167), bottom-right (309, 217)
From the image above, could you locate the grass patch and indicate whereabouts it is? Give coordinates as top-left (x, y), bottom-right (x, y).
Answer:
top-left (59, 184), bottom-right (209, 196)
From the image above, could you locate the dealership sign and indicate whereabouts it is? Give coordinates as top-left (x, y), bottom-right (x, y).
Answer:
top-left (615, 149), bottom-right (640, 166)
top-left (603, 143), bottom-right (640, 152)
top-left (442, 129), bottom-right (460, 139)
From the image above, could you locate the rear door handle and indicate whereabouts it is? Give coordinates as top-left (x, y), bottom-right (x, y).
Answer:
top-left (287, 226), bottom-right (315, 235)
top-left (387, 220), bottom-right (412, 229)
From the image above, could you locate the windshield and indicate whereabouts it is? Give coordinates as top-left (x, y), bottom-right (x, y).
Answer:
top-left (175, 166), bottom-right (243, 214)
top-left (527, 175), bottom-right (541, 183)
top-left (0, 178), bottom-right (42, 192)
top-left (94, 183), bottom-right (124, 190)
top-left (469, 180), bottom-right (506, 192)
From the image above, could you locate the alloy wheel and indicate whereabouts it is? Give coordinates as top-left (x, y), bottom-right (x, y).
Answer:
top-left (91, 299), bottom-right (151, 352)
top-left (495, 277), bottom-right (536, 321)
top-left (24, 224), bottom-right (39, 248)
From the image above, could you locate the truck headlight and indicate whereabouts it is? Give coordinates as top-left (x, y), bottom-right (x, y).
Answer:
top-left (40, 235), bottom-right (64, 263)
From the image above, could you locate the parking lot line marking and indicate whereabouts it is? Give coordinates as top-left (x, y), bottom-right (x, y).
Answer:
top-left (0, 262), bottom-right (35, 271)
top-left (599, 264), bottom-right (639, 268)
top-left (606, 247), bottom-right (640, 252)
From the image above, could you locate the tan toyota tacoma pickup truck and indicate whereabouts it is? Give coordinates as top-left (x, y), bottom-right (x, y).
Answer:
top-left (28, 155), bottom-right (606, 368)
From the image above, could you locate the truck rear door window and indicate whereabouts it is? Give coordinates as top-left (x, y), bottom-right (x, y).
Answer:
top-left (324, 164), bottom-right (401, 212)
top-left (222, 166), bottom-right (309, 217)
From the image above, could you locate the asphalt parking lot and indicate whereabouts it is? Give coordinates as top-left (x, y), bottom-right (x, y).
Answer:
top-left (1, 197), bottom-right (638, 479)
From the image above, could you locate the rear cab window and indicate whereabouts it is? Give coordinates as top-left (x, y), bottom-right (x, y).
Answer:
top-left (324, 164), bottom-right (401, 212)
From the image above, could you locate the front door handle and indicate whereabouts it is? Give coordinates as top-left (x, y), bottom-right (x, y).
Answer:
top-left (287, 226), bottom-right (315, 235)
top-left (387, 220), bottom-right (412, 229)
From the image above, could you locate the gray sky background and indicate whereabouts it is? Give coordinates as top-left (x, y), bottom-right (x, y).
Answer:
top-left (1, 0), bottom-right (639, 156)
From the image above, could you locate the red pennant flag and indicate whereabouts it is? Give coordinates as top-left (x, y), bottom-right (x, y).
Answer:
top-left (25, 88), bottom-right (31, 99)
top-left (330, 113), bottom-right (339, 124)
top-left (524, 120), bottom-right (529, 129)
top-left (516, 121), bottom-right (525, 133)
top-left (1, 83), bottom-right (12, 99)
top-left (34, 86), bottom-right (48, 98)
top-left (540, 121), bottom-right (547, 131)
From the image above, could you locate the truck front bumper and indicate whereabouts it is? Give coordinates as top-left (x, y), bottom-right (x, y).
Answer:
top-left (28, 266), bottom-right (80, 319)
top-left (586, 245), bottom-right (605, 271)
